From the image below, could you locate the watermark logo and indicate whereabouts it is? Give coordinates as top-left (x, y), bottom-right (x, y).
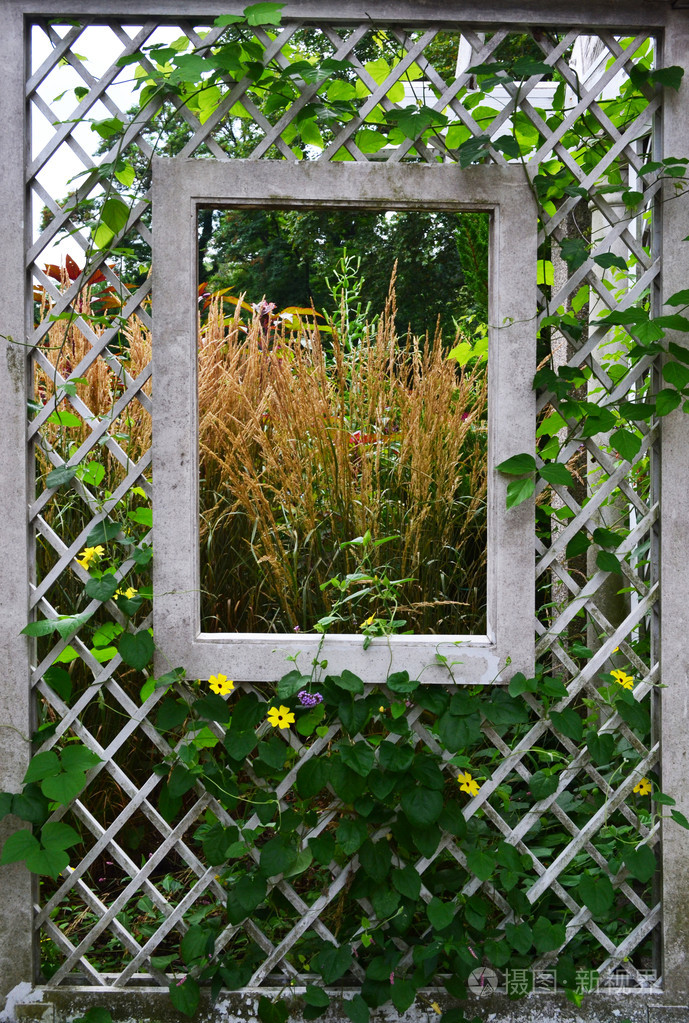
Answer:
top-left (467, 967), bottom-right (499, 996)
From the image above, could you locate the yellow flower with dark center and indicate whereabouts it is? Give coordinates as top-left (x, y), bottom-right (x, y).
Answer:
top-left (610, 669), bottom-right (634, 690)
top-left (267, 705), bottom-right (295, 730)
top-left (457, 771), bottom-right (480, 797)
top-left (208, 674), bottom-right (235, 696)
top-left (633, 777), bottom-right (652, 796)
top-left (76, 544), bottom-right (105, 569)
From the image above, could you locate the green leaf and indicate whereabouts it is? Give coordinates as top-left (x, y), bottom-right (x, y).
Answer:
top-left (40, 821), bottom-right (80, 851)
top-left (303, 986), bottom-right (330, 1009)
top-left (60, 745), bottom-right (100, 771)
top-left (224, 728), bottom-right (258, 762)
top-left (401, 787), bottom-right (443, 827)
top-left (656, 388), bottom-right (682, 417)
top-left (566, 532), bottom-right (590, 558)
top-left (44, 665), bottom-right (72, 702)
top-left (193, 693), bottom-right (232, 724)
top-left (245, 2), bottom-right (284, 26)
top-left (21, 613), bottom-right (92, 639)
top-left (355, 129), bottom-right (388, 155)
top-left (666, 288), bottom-right (689, 308)
top-left (587, 732), bottom-right (616, 765)
top-left (663, 360), bottom-right (689, 390)
top-left (392, 865), bottom-right (422, 901)
top-left (343, 995), bottom-right (369, 1023)
top-left (114, 161), bottom-right (135, 187)
top-left (25, 846), bottom-right (69, 878)
top-left (506, 477), bottom-right (535, 508)
top-left (260, 835), bottom-right (297, 877)
top-left (100, 196), bottom-right (129, 235)
top-left (539, 462), bottom-right (574, 487)
top-left (127, 507), bottom-right (152, 527)
top-left (202, 823), bottom-right (238, 865)
top-left (550, 708), bottom-right (583, 742)
top-left (651, 65), bottom-right (684, 91)
top-left (156, 698), bottom-right (188, 732)
top-left (624, 844), bottom-right (656, 883)
top-left (482, 690), bottom-right (529, 725)
top-left (577, 874), bottom-right (615, 917)
top-left (45, 409), bottom-right (82, 428)
top-left (309, 832), bottom-right (336, 867)
top-left (257, 998), bottom-right (289, 1023)
top-left (593, 253), bottom-right (628, 271)
top-left (0, 829), bottom-right (40, 864)
top-left (86, 520), bottom-right (122, 545)
top-left (508, 671), bottom-right (538, 696)
top-left (378, 741), bottom-right (413, 773)
top-left (84, 573), bottom-right (120, 602)
top-left (385, 670), bottom-right (419, 694)
top-left (610, 428), bottom-right (642, 461)
top-left (23, 751), bottom-right (60, 784)
top-left (313, 944), bottom-right (353, 984)
top-left (276, 671), bottom-right (311, 700)
top-left (671, 809), bottom-right (689, 830)
top-left (465, 848), bottom-right (496, 881)
top-left (427, 896), bottom-right (455, 930)
top-left (532, 917), bottom-right (566, 954)
top-left (596, 550), bottom-right (622, 574)
top-left (118, 630), bottom-right (154, 670)
top-left (181, 924), bottom-right (213, 966)
top-left (529, 770), bottom-right (558, 800)
top-left (296, 756), bottom-right (329, 798)
top-left (455, 134), bottom-right (491, 167)
top-left (390, 979), bottom-right (416, 1015)
top-left (358, 838), bottom-right (392, 882)
top-left (336, 818), bottom-right (368, 856)
top-left (167, 764), bottom-right (197, 799)
top-left (437, 710), bottom-right (481, 751)
top-left (12, 786), bottom-right (49, 825)
top-left (41, 768), bottom-right (88, 804)
top-left (559, 238), bottom-right (589, 270)
top-left (339, 741), bottom-right (375, 778)
top-left (168, 976), bottom-right (200, 1017)
top-left (45, 465), bottom-right (78, 489)
top-left (229, 876), bottom-right (268, 921)
top-left (496, 453), bottom-right (537, 475)
top-left (332, 670), bottom-right (365, 694)
top-left (505, 921), bottom-right (532, 953)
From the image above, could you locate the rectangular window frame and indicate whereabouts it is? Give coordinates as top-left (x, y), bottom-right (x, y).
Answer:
top-left (152, 158), bottom-right (536, 684)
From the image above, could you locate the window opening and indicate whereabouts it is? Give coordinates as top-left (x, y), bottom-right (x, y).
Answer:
top-left (197, 207), bottom-right (490, 639)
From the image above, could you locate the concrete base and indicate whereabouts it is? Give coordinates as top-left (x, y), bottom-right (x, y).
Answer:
top-left (4, 987), bottom-right (689, 1023)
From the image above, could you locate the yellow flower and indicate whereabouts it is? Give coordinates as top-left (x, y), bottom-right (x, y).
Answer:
top-left (360, 614), bottom-right (376, 629)
top-left (457, 771), bottom-right (480, 797)
top-left (208, 674), bottom-right (235, 696)
top-left (430, 1003), bottom-right (442, 1015)
top-left (378, 706), bottom-right (386, 714)
top-left (610, 669), bottom-right (634, 690)
top-left (634, 777), bottom-right (652, 796)
top-left (267, 704), bottom-right (295, 730)
top-left (76, 544), bottom-right (104, 569)
top-left (115, 586), bottom-right (137, 599)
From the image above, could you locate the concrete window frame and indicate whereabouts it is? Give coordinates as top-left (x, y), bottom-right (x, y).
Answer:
top-left (152, 158), bottom-right (536, 685)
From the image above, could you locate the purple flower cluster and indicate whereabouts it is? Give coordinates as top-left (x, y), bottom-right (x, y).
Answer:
top-left (298, 690), bottom-right (323, 707)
